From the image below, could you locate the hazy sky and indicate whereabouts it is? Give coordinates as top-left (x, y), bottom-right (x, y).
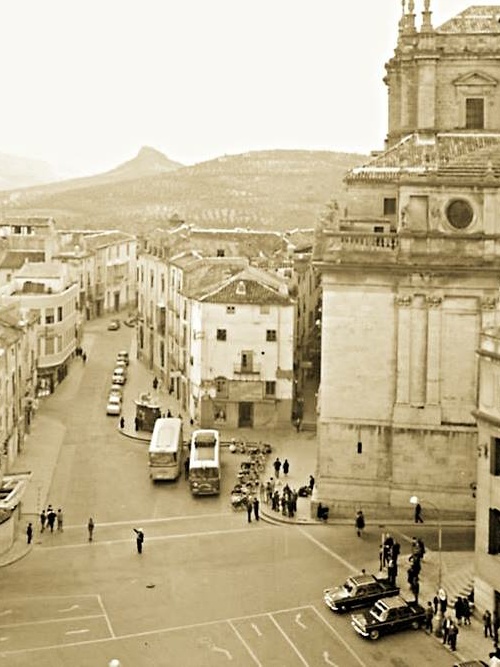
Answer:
top-left (0, 0), bottom-right (493, 176)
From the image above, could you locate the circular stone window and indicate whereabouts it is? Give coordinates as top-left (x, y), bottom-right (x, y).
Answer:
top-left (446, 199), bottom-right (474, 229)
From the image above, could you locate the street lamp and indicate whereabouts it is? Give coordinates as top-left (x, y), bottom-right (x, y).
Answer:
top-left (410, 495), bottom-right (443, 636)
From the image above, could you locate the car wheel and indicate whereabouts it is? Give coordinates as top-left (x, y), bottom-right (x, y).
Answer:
top-left (411, 620), bottom-right (420, 630)
top-left (369, 629), bottom-right (379, 640)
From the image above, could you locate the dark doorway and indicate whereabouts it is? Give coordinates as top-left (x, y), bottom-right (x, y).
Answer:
top-left (114, 292), bottom-right (120, 312)
top-left (238, 402), bottom-right (253, 427)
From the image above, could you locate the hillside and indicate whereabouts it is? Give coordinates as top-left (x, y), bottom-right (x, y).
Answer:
top-left (0, 149), bottom-right (368, 233)
top-left (0, 152), bottom-right (58, 190)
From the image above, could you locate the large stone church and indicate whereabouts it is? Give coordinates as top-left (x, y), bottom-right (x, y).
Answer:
top-left (314, 2), bottom-right (500, 515)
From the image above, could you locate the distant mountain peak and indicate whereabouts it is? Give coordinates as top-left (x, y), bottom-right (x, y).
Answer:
top-left (109, 146), bottom-right (183, 176)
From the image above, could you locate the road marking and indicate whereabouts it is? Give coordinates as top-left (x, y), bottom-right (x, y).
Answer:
top-left (97, 594), bottom-right (116, 639)
top-left (309, 606), bottom-right (368, 667)
top-left (297, 528), bottom-right (359, 573)
top-left (228, 620), bottom-right (262, 666)
top-left (0, 614), bottom-right (104, 630)
top-left (39, 526), bottom-right (270, 550)
top-left (62, 512), bottom-right (235, 530)
top-left (322, 650), bottom-right (338, 666)
top-left (0, 637), bottom-right (8, 642)
top-left (295, 613), bottom-right (307, 629)
top-left (250, 623), bottom-right (262, 636)
top-left (268, 614), bottom-right (309, 666)
top-left (0, 611), bottom-right (12, 617)
top-left (211, 644), bottom-right (232, 660)
top-left (65, 629), bottom-right (90, 636)
top-left (58, 605), bottom-right (79, 613)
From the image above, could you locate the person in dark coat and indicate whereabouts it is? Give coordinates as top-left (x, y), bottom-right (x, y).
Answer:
top-left (40, 509), bottom-right (46, 533)
top-left (133, 528), bottom-right (144, 553)
top-left (26, 522), bottom-right (33, 544)
top-left (273, 458), bottom-right (281, 478)
top-left (47, 508), bottom-right (57, 533)
top-left (414, 502), bottom-right (424, 523)
top-left (246, 501), bottom-right (253, 523)
top-left (309, 475), bottom-right (315, 492)
top-left (184, 456), bottom-right (190, 480)
top-left (355, 510), bottom-right (365, 537)
top-left (282, 459), bottom-right (289, 476)
top-left (119, 416), bottom-right (125, 429)
top-left (253, 497), bottom-right (259, 521)
top-left (448, 620), bottom-right (458, 651)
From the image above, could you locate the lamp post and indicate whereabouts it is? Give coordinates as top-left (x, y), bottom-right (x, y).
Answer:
top-left (410, 495), bottom-right (443, 636)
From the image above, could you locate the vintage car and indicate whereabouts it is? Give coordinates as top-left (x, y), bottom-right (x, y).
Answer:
top-left (112, 367), bottom-right (127, 385)
top-left (351, 596), bottom-right (425, 640)
top-left (323, 573), bottom-right (399, 613)
top-left (116, 350), bottom-right (129, 365)
top-left (107, 319), bottom-right (120, 331)
top-left (106, 395), bottom-right (122, 416)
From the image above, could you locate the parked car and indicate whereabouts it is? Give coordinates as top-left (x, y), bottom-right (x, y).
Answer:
top-left (109, 384), bottom-right (123, 398)
top-left (351, 596), bottom-right (425, 640)
top-left (108, 319), bottom-right (120, 331)
top-left (116, 350), bottom-right (129, 365)
top-left (324, 573), bottom-right (400, 613)
top-left (106, 395), bottom-right (122, 416)
top-left (112, 367), bottom-right (127, 385)
top-left (115, 359), bottom-right (127, 370)
top-left (454, 662), bottom-right (487, 667)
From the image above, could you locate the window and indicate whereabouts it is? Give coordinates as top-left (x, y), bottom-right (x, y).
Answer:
top-left (150, 271), bottom-right (154, 288)
top-left (466, 98), bottom-right (484, 129)
top-left (216, 378), bottom-right (228, 397)
top-left (45, 308), bottom-right (54, 324)
top-left (226, 306), bottom-right (235, 314)
top-left (266, 329), bottom-right (277, 342)
top-left (216, 329), bottom-right (227, 341)
top-left (491, 437), bottom-right (500, 476)
top-left (383, 198), bottom-right (396, 215)
top-left (489, 508), bottom-right (500, 554)
top-left (217, 249), bottom-right (225, 257)
top-left (161, 275), bottom-right (165, 293)
top-left (446, 199), bottom-right (474, 230)
top-left (236, 281), bottom-right (246, 296)
top-left (57, 306), bottom-right (63, 322)
top-left (265, 381), bottom-right (276, 396)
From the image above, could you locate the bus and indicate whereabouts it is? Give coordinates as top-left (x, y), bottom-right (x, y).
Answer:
top-left (189, 429), bottom-right (220, 495)
top-left (148, 418), bottom-right (183, 481)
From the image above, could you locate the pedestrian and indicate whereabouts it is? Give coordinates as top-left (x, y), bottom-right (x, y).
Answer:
top-left (152, 376), bottom-right (158, 390)
top-left (133, 528), bottom-right (144, 553)
top-left (424, 601), bottom-right (434, 634)
top-left (295, 417), bottom-right (301, 432)
top-left (454, 597), bottom-right (464, 626)
top-left (355, 510), bottom-right (365, 537)
top-left (392, 541), bottom-right (401, 563)
top-left (379, 544), bottom-right (384, 571)
top-left (119, 416), bottom-right (125, 429)
top-left (57, 508), bottom-right (64, 532)
top-left (273, 458), bottom-right (281, 478)
top-left (484, 609), bottom-right (493, 638)
top-left (26, 522), bottom-right (33, 544)
top-left (40, 509), bottom-right (46, 533)
top-left (309, 475), bottom-right (315, 493)
top-left (438, 587), bottom-right (448, 614)
top-left (442, 614), bottom-right (452, 645)
top-left (433, 594), bottom-right (439, 616)
top-left (88, 517), bottom-right (95, 542)
top-left (134, 416), bottom-right (139, 432)
top-left (462, 597), bottom-right (471, 625)
top-left (253, 497), bottom-right (259, 521)
top-left (272, 490), bottom-right (280, 511)
top-left (383, 534), bottom-right (394, 567)
top-left (417, 537), bottom-right (426, 560)
top-left (448, 620), bottom-right (458, 651)
top-left (494, 610), bottom-right (500, 644)
top-left (184, 456), bottom-right (190, 480)
top-left (414, 502), bottom-right (424, 523)
top-left (167, 409), bottom-right (172, 418)
top-left (283, 459), bottom-right (289, 476)
top-left (246, 501), bottom-right (252, 523)
top-left (47, 507), bottom-right (56, 533)
top-left (411, 578), bottom-right (420, 604)
top-left (387, 558), bottom-right (397, 586)
top-left (82, 352), bottom-right (87, 363)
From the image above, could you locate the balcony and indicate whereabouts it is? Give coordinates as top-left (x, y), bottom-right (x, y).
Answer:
top-left (233, 363), bottom-right (261, 376)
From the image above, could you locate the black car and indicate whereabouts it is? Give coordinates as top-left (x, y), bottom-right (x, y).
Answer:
top-left (351, 595), bottom-right (425, 640)
top-left (323, 573), bottom-right (400, 613)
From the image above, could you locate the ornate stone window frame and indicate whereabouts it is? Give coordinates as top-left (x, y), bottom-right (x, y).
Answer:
top-left (444, 197), bottom-right (476, 231)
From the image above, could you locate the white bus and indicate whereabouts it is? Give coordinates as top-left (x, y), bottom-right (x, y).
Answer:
top-left (189, 429), bottom-right (220, 495)
top-left (148, 418), bottom-right (183, 481)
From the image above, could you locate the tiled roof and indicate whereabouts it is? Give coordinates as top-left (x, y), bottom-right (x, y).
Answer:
top-left (15, 262), bottom-right (64, 279)
top-left (0, 251), bottom-right (45, 270)
top-left (346, 132), bottom-right (500, 182)
top-left (84, 231), bottom-right (135, 250)
top-left (438, 6), bottom-right (500, 33)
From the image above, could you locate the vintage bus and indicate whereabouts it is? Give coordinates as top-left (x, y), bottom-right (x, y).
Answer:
top-left (188, 429), bottom-right (220, 495)
top-left (148, 418), bottom-right (183, 481)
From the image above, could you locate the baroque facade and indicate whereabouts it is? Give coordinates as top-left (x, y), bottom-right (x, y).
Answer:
top-left (314, 3), bottom-right (500, 513)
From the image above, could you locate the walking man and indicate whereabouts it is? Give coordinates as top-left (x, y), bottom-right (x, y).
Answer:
top-left (133, 528), bottom-right (144, 554)
top-left (88, 517), bottom-right (95, 542)
top-left (119, 416), bottom-right (125, 429)
top-left (484, 609), bottom-right (493, 638)
top-left (283, 459), bottom-right (289, 476)
top-left (355, 510), bottom-right (365, 537)
top-left (26, 522), bottom-right (33, 544)
top-left (247, 500), bottom-right (253, 523)
top-left (309, 475), bottom-right (315, 493)
top-left (414, 502), bottom-right (424, 523)
top-left (253, 497), bottom-right (260, 521)
top-left (40, 509), bottom-right (46, 533)
top-left (47, 507), bottom-right (56, 533)
top-left (57, 508), bottom-right (64, 532)
top-left (273, 458), bottom-right (281, 478)
top-left (184, 456), bottom-right (190, 480)
top-left (424, 601), bottom-right (434, 634)
top-left (152, 376), bottom-right (158, 390)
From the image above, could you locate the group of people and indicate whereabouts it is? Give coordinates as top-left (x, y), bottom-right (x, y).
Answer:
top-left (75, 346), bottom-right (87, 363)
top-left (266, 480), bottom-right (298, 518)
top-left (38, 505), bottom-right (63, 535)
top-left (272, 457), bottom-right (290, 478)
top-left (379, 533), bottom-right (401, 586)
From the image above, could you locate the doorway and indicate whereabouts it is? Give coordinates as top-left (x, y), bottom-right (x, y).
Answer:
top-left (238, 402), bottom-right (253, 427)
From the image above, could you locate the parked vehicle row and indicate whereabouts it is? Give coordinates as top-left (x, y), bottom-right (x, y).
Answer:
top-left (106, 351), bottom-right (129, 415)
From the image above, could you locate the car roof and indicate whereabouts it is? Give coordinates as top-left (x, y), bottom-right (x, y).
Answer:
top-left (376, 596), bottom-right (408, 610)
top-left (350, 574), bottom-right (377, 586)
top-left (117, 350), bottom-right (129, 355)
